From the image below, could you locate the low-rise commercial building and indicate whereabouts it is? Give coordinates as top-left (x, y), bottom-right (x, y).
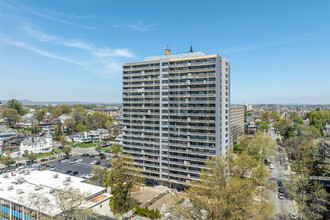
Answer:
top-left (94, 108), bottom-right (121, 117)
top-left (0, 170), bottom-right (112, 219)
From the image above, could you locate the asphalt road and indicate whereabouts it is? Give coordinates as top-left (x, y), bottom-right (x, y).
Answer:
top-left (268, 126), bottom-right (295, 219)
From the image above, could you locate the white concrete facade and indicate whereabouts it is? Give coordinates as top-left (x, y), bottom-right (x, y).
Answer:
top-left (123, 51), bottom-right (230, 186)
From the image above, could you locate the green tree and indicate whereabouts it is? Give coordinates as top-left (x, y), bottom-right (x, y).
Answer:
top-left (34, 109), bottom-right (45, 122)
top-left (26, 152), bottom-right (37, 162)
top-left (105, 155), bottom-right (144, 214)
top-left (62, 146), bottom-right (72, 156)
top-left (274, 118), bottom-right (292, 134)
top-left (1, 108), bottom-right (21, 125)
top-left (284, 174), bottom-right (329, 220)
top-left (71, 107), bottom-right (87, 124)
top-left (76, 123), bottom-right (88, 132)
top-left (257, 121), bottom-right (270, 132)
top-left (95, 142), bottom-right (103, 155)
top-left (171, 156), bottom-right (274, 220)
top-left (0, 156), bottom-right (15, 166)
top-left (296, 125), bottom-right (320, 138)
top-left (58, 105), bottom-right (72, 114)
top-left (51, 108), bottom-right (62, 118)
top-left (111, 144), bottom-right (122, 156)
top-left (87, 112), bottom-right (110, 130)
top-left (293, 115), bottom-right (304, 124)
top-left (64, 118), bottom-right (76, 132)
top-left (7, 99), bottom-right (26, 115)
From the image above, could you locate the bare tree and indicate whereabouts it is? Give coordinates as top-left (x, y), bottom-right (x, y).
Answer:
top-left (26, 186), bottom-right (94, 220)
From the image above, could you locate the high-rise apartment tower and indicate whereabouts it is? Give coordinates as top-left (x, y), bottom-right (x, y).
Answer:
top-left (123, 49), bottom-right (230, 186)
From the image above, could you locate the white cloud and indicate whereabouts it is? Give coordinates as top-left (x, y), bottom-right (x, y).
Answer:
top-left (2, 37), bottom-right (84, 66)
top-left (114, 20), bottom-right (157, 32)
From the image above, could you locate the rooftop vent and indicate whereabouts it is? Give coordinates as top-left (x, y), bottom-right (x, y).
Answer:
top-left (49, 188), bottom-right (55, 193)
top-left (62, 181), bottom-right (70, 186)
top-left (53, 174), bottom-right (59, 178)
top-left (2, 174), bottom-right (9, 178)
top-left (28, 192), bottom-right (36, 198)
top-left (7, 185), bottom-right (14, 191)
top-left (16, 189), bottom-right (24, 194)
top-left (35, 185), bottom-right (43, 191)
top-left (65, 177), bottom-right (71, 182)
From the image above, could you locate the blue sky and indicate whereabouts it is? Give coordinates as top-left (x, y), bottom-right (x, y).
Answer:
top-left (1, 0), bottom-right (330, 104)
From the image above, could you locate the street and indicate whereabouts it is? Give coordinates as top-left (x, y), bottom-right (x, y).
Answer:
top-left (268, 126), bottom-right (295, 219)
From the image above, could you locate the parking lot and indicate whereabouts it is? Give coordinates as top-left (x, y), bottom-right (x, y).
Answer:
top-left (45, 154), bottom-right (112, 177)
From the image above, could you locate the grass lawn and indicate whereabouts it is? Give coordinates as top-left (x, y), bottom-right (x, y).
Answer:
top-left (101, 147), bottom-right (111, 152)
top-left (75, 142), bottom-right (97, 148)
top-left (37, 152), bottom-right (55, 158)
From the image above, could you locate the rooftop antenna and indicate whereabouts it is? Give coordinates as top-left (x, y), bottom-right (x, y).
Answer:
top-left (190, 46), bottom-right (193, 53)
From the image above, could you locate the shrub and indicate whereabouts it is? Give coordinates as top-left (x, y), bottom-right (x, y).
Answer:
top-left (134, 205), bottom-right (160, 219)
top-left (109, 196), bottom-right (115, 212)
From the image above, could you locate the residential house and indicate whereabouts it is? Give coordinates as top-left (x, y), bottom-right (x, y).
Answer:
top-left (20, 133), bottom-right (53, 154)
top-left (59, 114), bottom-right (70, 123)
top-left (88, 130), bottom-right (101, 142)
top-left (97, 129), bottom-right (111, 141)
top-left (0, 125), bottom-right (17, 140)
top-left (3, 133), bottom-right (27, 146)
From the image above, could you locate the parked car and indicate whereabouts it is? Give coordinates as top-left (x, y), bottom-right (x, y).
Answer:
top-left (76, 158), bottom-right (83, 163)
top-left (290, 211), bottom-right (297, 219)
top-left (69, 159), bottom-right (78, 164)
top-left (81, 153), bottom-right (90, 157)
top-left (48, 166), bottom-right (56, 171)
top-left (269, 164), bottom-right (274, 169)
top-left (278, 187), bottom-right (284, 193)
top-left (40, 158), bottom-right (48, 162)
top-left (49, 156), bottom-right (56, 160)
top-left (64, 170), bottom-right (72, 174)
top-left (278, 181), bottom-right (283, 186)
top-left (90, 160), bottom-right (100, 165)
top-left (89, 155), bottom-right (95, 158)
top-left (71, 145), bottom-right (76, 148)
top-left (105, 164), bottom-right (111, 168)
top-left (264, 157), bottom-right (268, 164)
top-left (278, 193), bottom-right (284, 200)
top-left (61, 159), bottom-right (69, 163)
top-left (70, 171), bottom-right (78, 176)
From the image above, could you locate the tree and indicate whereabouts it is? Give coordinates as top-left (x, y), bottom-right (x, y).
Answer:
top-left (95, 142), bottom-right (103, 155)
top-left (87, 112), bottom-right (110, 130)
top-left (274, 118), bottom-right (292, 134)
top-left (76, 123), bottom-right (88, 132)
top-left (111, 144), bottom-right (122, 156)
top-left (64, 118), bottom-right (76, 131)
top-left (105, 155), bottom-right (144, 214)
top-left (296, 125), bottom-right (320, 138)
top-left (58, 105), bottom-right (72, 114)
top-left (51, 108), bottom-right (62, 118)
top-left (7, 99), bottom-right (26, 115)
top-left (62, 146), bottom-right (72, 156)
top-left (54, 123), bottom-right (63, 139)
top-left (90, 165), bottom-right (107, 186)
top-left (257, 121), bottom-right (270, 132)
top-left (26, 186), bottom-right (94, 220)
top-left (0, 156), bottom-right (15, 166)
top-left (293, 116), bottom-right (304, 124)
top-left (171, 156), bottom-right (274, 220)
top-left (26, 152), bottom-right (37, 162)
top-left (1, 108), bottom-right (21, 125)
top-left (71, 107), bottom-right (87, 124)
top-left (284, 174), bottom-right (329, 220)
top-left (34, 109), bottom-right (45, 122)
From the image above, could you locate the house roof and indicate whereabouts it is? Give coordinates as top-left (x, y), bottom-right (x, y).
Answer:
top-left (21, 133), bottom-right (52, 146)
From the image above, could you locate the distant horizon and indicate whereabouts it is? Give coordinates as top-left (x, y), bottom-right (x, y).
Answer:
top-left (1, 99), bottom-right (329, 106)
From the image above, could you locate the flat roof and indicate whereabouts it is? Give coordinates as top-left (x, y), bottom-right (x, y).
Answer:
top-left (0, 170), bottom-right (110, 216)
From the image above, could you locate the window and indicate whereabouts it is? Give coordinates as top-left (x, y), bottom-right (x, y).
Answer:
top-left (162, 68), bottom-right (169, 72)
top-left (162, 86), bottom-right (169, 90)
top-left (162, 80), bottom-right (169, 84)
top-left (162, 62), bottom-right (169, 66)
top-left (162, 74), bottom-right (169, 78)
top-left (162, 92), bottom-right (169, 95)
